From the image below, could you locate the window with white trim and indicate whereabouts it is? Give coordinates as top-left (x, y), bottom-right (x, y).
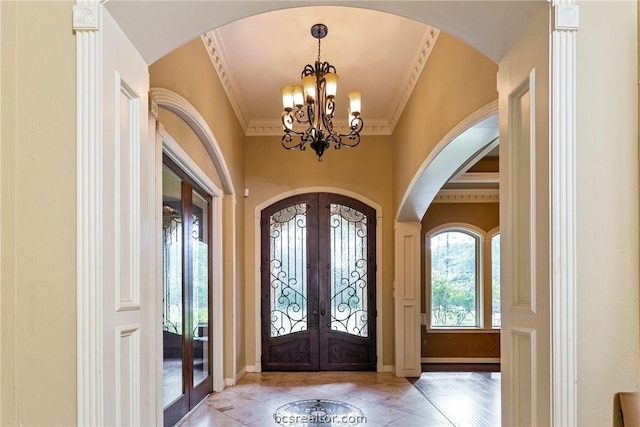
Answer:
top-left (427, 225), bottom-right (501, 330)
top-left (430, 229), bottom-right (480, 327)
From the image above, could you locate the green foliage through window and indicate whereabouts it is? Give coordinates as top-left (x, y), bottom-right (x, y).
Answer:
top-left (431, 231), bottom-right (477, 327)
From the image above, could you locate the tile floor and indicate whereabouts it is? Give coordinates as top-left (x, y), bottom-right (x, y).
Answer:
top-left (177, 371), bottom-right (499, 426)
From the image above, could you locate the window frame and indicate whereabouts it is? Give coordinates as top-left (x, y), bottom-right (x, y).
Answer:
top-left (426, 223), bottom-right (499, 331)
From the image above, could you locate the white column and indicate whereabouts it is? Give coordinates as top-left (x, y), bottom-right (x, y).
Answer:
top-left (74, 2), bottom-right (103, 425)
top-left (394, 221), bottom-right (422, 377)
top-left (551, 2), bottom-right (578, 425)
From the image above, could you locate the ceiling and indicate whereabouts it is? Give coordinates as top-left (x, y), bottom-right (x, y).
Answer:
top-left (202, 6), bottom-right (439, 136)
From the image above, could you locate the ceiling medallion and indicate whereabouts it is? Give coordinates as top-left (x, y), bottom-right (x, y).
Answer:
top-left (281, 23), bottom-right (363, 161)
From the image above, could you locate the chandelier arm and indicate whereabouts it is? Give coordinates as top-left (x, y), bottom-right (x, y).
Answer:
top-left (336, 133), bottom-right (361, 149)
top-left (294, 108), bottom-right (309, 125)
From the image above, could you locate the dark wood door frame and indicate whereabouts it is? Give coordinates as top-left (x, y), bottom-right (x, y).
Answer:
top-left (162, 155), bottom-right (214, 427)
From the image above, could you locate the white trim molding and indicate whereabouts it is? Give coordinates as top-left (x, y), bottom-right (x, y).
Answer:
top-left (201, 27), bottom-right (439, 137)
top-left (396, 101), bottom-right (499, 222)
top-left (433, 189), bottom-right (499, 203)
top-left (74, 2), bottom-right (103, 424)
top-left (551, 1), bottom-right (578, 425)
top-left (254, 187), bottom-right (385, 372)
top-left (149, 87), bottom-right (235, 195)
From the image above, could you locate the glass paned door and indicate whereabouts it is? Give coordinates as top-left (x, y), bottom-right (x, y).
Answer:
top-left (162, 167), bottom-right (184, 408)
top-left (191, 190), bottom-right (210, 386)
top-left (269, 203), bottom-right (308, 337)
top-left (162, 156), bottom-right (213, 427)
top-left (261, 193), bottom-right (376, 372)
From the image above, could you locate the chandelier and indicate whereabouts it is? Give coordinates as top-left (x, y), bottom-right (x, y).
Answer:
top-left (281, 23), bottom-right (363, 161)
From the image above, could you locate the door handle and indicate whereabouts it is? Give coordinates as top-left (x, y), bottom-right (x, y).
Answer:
top-left (320, 301), bottom-right (326, 316)
top-left (312, 300), bottom-right (318, 316)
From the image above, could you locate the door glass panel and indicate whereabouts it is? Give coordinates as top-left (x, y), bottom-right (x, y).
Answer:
top-left (329, 204), bottom-right (368, 337)
top-left (269, 203), bottom-right (308, 337)
top-left (162, 166), bottom-right (184, 407)
top-left (191, 190), bottom-right (209, 386)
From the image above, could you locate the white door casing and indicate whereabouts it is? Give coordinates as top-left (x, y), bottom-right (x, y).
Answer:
top-left (498, 6), bottom-right (550, 426)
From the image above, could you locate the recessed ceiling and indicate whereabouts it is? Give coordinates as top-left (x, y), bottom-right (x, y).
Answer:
top-left (201, 6), bottom-right (439, 136)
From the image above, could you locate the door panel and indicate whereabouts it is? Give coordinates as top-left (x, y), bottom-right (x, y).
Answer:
top-left (262, 193), bottom-right (376, 371)
top-left (261, 194), bottom-right (319, 371)
top-left (498, 5), bottom-right (551, 426)
top-left (102, 9), bottom-right (153, 426)
top-left (319, 195), bottom-right (376, 370)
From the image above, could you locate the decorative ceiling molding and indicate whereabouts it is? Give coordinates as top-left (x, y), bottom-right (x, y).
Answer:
top-left (201, 26), bottom-right (439, 137)
top-left (449, 172), bottom-right (500, 184)
top-left (201, 31), bottom-right (249, 130)
top-left (389, 27), bottom-right (440, 130)
top-left (433, 189), bottom-right (499, 203)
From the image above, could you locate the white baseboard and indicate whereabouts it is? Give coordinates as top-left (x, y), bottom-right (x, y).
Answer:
top-left (245, 364), bottom-right (259, 373)
top-left (380, 365), bottom-right (395, 373)
top-left (224, 366), bottom-right (248, 387)
top-left (421, 357), bottom-right (500, 364)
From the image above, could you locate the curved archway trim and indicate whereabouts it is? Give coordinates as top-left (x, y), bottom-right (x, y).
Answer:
top-left (396, 100), bottom-right (499, 222)
top-left (151, 87), bottom-right (235, 195)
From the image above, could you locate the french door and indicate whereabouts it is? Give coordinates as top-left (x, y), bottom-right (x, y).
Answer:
top-left (261, 193), bottom-right (376, 371)
top-left (162, 155), bottom-right (213, 426)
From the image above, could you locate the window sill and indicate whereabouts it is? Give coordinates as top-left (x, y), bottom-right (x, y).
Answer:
top-left (426, 328), bottom-right (501, 334)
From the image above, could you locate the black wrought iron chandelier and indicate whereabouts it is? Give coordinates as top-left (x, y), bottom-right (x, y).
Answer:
top-left (281, 23), bottom-right (363, 161)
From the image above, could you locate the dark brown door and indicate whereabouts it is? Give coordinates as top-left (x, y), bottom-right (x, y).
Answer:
top-left (162, 155), bottom-right (214, 427)
top-left (261, 193), bottom-right (376, 371)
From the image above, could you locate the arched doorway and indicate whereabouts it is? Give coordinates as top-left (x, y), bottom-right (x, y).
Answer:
top-left (75, 2), bottom-right (578, 425)
top-left (260, 193), bottom-right (377, 371)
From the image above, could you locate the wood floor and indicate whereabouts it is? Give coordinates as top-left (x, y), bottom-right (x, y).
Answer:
top-left (177, 369), bottom-right (500, 426)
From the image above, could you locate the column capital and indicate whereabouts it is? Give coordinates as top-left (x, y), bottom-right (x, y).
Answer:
top-left (554, 4), bottom-right (579, 31)
top-left (73, 4), bottom-right (100, 32)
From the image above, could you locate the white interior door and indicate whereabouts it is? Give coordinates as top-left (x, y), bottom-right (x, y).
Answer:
top-left (498, 5), bottom-right (551, 426)
top-left (101, 8), bottom-right (154, 426)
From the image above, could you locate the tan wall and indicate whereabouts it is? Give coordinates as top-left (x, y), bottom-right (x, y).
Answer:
top-left (1, 1), bottom-right (77, 425)
top-left (576, 1), bottom-right (639, 424)
top-left (421, 203), bottom-right (500, 359)
top-left (392, 32), bottom-right (498, 215)
top-left (244, 135), bottom-right (395, 366)
top-left (157, 108), bottom-right (223, 190)
top-left (150, 37), bottom-right (247, 377)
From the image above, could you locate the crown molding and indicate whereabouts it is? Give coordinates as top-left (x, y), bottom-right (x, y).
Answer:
top-left (449, 172), bottom-right (500, 184)
top-left (433, 189), bottom-right (499, 203)
top-left (202, 27), bottom-right (439, 137)
top-left (389, 27), bottom-right (440, 131)
top-left (201, 31), bottom-right (249, 130)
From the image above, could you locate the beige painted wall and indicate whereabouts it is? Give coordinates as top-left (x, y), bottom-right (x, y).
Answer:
top-left (157, 108), bottom-right (223, 190)
top-left (244, 135), bottom-right (395, 366)
top-left (392, 32), bottom-right (498, 215)
top-left (576, 1), bottom-right (639, 424)
top-left (1, 1), bottom-right (77, 425)
top-left (0, 2), bottom-right (637, 425)
top-left (150, 37), bottom-right (247, 378)
top-left (421, 203), bottom-right (500, 359)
